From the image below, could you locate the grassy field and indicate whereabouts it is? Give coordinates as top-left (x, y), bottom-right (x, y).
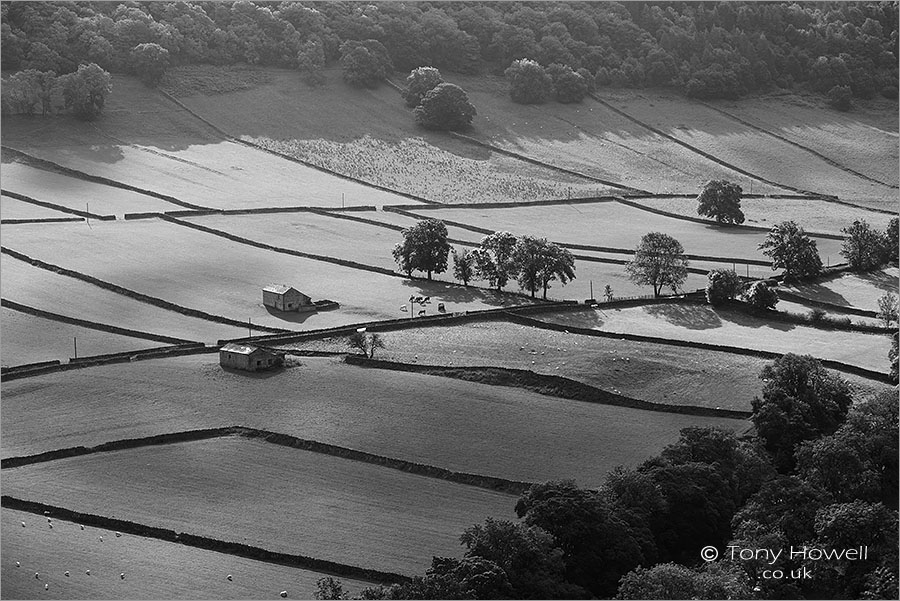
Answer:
top-left (628, 196), bottom-right (895, 237)
top-left (172, 67), bottom-right (610, 204)
top-left (1, 161), bottom-right (182, 216)
top-left (1, 194), bottom-right (72, 220)
top-left (785, 267), bottom-right (899, 312)
top-left (0, 307), bottom-right (165, 366)
top-left (1, 75), bottom-right (415, 211)
top-left (0, 355), bottom-right (746, 486)
top-left (775, 299), bottom-right (885, 328)
top-left (1, 508), bottom-right (377, 600)
top-left (448, 73), bottom-right (789, 196)
top-left (608, 91), bottom-right (897, 211)
top-left (1, 252), bottom-right (250, 343)
top-left (401, 202), bottom-right (845, 262)
top-left (3, 436), bottom-right (517, 575)
top-left (710, 93), bottom-right (899, 187)
top-left (1, 219), bottom-right (528, 332)
top-left (537, 304), bottom-right (891, 373)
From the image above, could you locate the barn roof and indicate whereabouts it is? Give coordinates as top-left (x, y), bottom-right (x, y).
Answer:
top-left (220, 343), bottom-right (263, 355)
top-left (262, 284), bottom-right (299, 295)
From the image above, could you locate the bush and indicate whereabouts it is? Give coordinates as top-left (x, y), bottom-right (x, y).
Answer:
top-left (808, 307), bottom-right (827, 323)
top-left (744, 281), bottom-right (778, 311)
top-left (706, 269), bottom-right (743, 306)
top-left (505, 58), bottom-right (552, 104)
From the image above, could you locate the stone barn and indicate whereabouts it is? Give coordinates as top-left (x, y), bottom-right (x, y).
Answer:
top-left (219, 343), bottom-right (285, 372)
top-left (262, 285), bottom-right (314, 312)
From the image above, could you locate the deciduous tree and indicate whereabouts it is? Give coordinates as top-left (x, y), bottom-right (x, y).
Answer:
top-left (473, 231), bottom-right (519, 291)
top-left (339, 39), bottom-right (392, 88)
top-left (402, 65), bottom-right (443, 107)
top-left (392, 218), bottom-right (451, 280)
top-left (452, 248), bottom-right (475, 286)
top-left (696, 180), bottom-right (745, 224)
top-left (840, 219), bottom-right (886, 271)
top-left (56, 62), bottom-right (111, 121)
top-left (743, 280), bottom-right (779, 310)
top-left (758, 220), bottom-right (822, 281)
top-left (413, 82), bottom-right (476, 130)
top-left (130, 42), bottom-right (170, 86)
top-left (505, 58), bottom-right (552, 104)
top-left (626, 232), bottom-right (689, 297)
top-left (705, 268), bottom-right (743, 305)
top-left (513, 236), bottom-right (575, 299)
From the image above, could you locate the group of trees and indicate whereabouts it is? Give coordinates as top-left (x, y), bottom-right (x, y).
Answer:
top-left (392, 219), bottom-right (575, 300)
top-left (401, 67), bottom-right (476, 131)
top-left (1, 62), bottom-right (113, 120)
top-left (3, 2), bottom-right (897, 105)
top-left (504, 58), bottom-right (594, 104)
top-left (317, 354), bottom-right (898, 600)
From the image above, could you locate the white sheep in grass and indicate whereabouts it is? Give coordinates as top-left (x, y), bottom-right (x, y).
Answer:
top-left (34, 572), bottom-right (39, 579)
top-left (15, 562), bottom-right (19, 568)
top-left (120, 573), bottom-right (125, 580)
top-left (64, 571), bottom-right (69, 577)
top-left (85, 570), bottom-right (90, 576)
top-left (226, 575), bottom-right (233, 582)
top-left (280, 591), bottom-right (288, 598)
top-left (45, 584), bottom-right (49, 591)
top-left (99, 536), bottom-right (103, 542)
top-left (115, 532), bottom-right (121, 538)
top-left (21, 522), bottom-right (25, 528)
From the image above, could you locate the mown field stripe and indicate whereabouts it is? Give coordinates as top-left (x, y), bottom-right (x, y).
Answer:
top-left (1, 495), bottom-right (408, 584)
top-left (0, 246), bottom-right (291, 334)
top-left (344, 355), bottom-right (751, 420)
top-left (0, 426), bottom-right (533, 494)
top-left (1, 189), bottom-right (114, 221)
top-left (588, 93), bottom-right (827, 199)
top-left (1, 298), bottom-right (198, 345)
top-left (1, 146), bottom-right (212, 211)
top-left (504, 310), bottom-right (893, 384)
top-left (700, 101), bottom-right (900, 191)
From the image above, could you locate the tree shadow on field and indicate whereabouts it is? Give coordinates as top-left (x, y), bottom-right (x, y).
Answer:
top-left (399, 278), bottom-right (533, 310)
top-left (644, 303), bottom-right (722, 330)
top-left (856, 269), bottom-right (900, 295)
top-left (717, 307), bottom-right (796, 332)
top-left (786, 282), bottom-right (851, 307)
top-left (553, 308), bottom-right (605, 329)
top-left (263, 305), bottom-right (319, 324)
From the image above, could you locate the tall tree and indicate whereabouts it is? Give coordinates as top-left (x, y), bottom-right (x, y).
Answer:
top-left (505, 58), bottom-right (552, 104)
top-left (130, 42), bottom-right (170, 86)
top-left (840, 219), bottom-right (886, 271)
top-left (297, 39), bottom-right (326, 86)
top-left (56, 62), bottom-right (111, 121)
top-left (696, 180), bottom-right (745, 224)
top-left (513, 237), bottom-right (575, 299)
top-left (413, 82), bottom-right (476, 130)
top-left (452, 248), bottom-right (475, 286)
top-left (402, 66), bottom-right (443, 107)
top-left (473, 231), bottom-right (519, 291)
top-left (392, 218), bottom-right (451, 280)
top-left (758, 220), bottom-right (822, 281)
top-left (626, 232), bottom-right (689, 297)
top-left (339, 39), bottom-right (392, 88)
top-left (705, 268), bottom-right (742, 305)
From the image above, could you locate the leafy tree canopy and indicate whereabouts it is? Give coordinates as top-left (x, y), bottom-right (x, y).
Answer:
top-left (697, 180), bottom-right (745, 225)
top-left (392, 218), bottom-right (451, 280)
top-left (625, 232), bottom-right (688, 298)
top-left (758, 220), bottom-right (822, 282)
top-left (413, 82), bottom-right (476, 131)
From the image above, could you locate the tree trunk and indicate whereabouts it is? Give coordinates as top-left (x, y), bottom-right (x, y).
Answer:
top-left (427, 270), bottom-right (432, 280)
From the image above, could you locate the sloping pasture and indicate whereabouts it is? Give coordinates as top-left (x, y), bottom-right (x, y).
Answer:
top-left (171, 67), bottom-right (609, 204)
top-left (1, 253), bottom-right (249, 343)
top-left (1, 161), bottom-right (181, 216)
top-left (1, 194), bottom-right (72, 220)
top-left (609, 91), bottom-right (897, 210)
top-left (628, 195), bottom-right (895, 237)
top-left (536, 304), bottom-right (891, 373)
top-left (785, 267), bottom-right (899, 312)
top-left (710, 94), bottom-right (899, 187)
top-left (399, 202), bottom-right (845, 263)
top-left (2, 508), bottom-right (376, 600)
top-left (449, 73), bottom-right (790, 196)
top-left (0, 307), bottom-right (164, 366)
top-left (287, 319), bottom-right (890, 410)
top-left (0, 355), bottom-right (745, 486)
top-left (0, 220), bottom-right (525, 332)
top-left (2, 436), bottom-right (516, 575)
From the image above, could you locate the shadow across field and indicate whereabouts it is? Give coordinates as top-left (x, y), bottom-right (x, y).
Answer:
top-left (643, 303), bottom-right (722, 330)
top-left (789, 282), bottom-right (852, 307)
top-left (716, 307), bottom-right (796, 332)
top-left (857, 270), bottom-right (900, 294)
top-left (263, 305), bottom-right (319, 325)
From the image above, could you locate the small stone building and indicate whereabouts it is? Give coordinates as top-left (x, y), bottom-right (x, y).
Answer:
top-left (219, 343), bottom-right (285, 372)
top-left (262, 285), bottom-right (314, 312)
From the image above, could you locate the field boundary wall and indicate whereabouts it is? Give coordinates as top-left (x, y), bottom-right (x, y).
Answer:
top-left (0, 494), bottom-right (407, 584)
top-left (2, 298), bottom-right (199, 345)
top-left (504, 310), bottom-right (893, 383)
top-left (0, 359), bottom-right (60, 374)
top-left (1, 217), bottom-right (85, 225)
top-left (448, 131), bottom-right (649, 194)
top-left (1, 189), bottom-right (115, 221)
top-left (700, 100), bottom-right (900, 193)
top-left (777, 290), bottom-right (881, 318)
top-left (345, 354), bottom-right (751, 419)
top-left (0, 247), bottom-right (291, 334)
top-left (1, 146), bottom-right (210, 211)
top-left (156, 88), bottom-right (439, 206)
top-left (383, 196), bottom-right (621, 212)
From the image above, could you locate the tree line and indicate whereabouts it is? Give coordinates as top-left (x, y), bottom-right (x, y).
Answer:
top-left (313, 353), bottom-right (898, 599)
top-left (3, 1), bottom-right (897, 105)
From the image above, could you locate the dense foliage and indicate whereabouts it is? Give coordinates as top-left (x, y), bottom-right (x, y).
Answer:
top-left (696, 180), bottom-right (745, 225)
top-left (413, 82), bottom-right (476, 130)
top-left (392, 218), bottom-right (451, 280)
top-left (626, 232), bottom-right (689, 297)
top-left (705, 268), bottom-right (743, 305)
top-left (3, 1), bottom-right (896, 103)
top-left (840, 219), bottom-right (890, 271)
top-left (758, 220), bottom-right (823, 282)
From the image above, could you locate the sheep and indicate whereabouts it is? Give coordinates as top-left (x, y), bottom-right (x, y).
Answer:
top-left (35, 572), bottom-right (40, 579)
top-left (120, 573), bottom-right (125, 580)
top-left (80, 525), bottom-right (85, 530)
top-left (49, 523), bottom-right (53, 529)
top-left (417, 309), bottom-right (425, 316)
top-left (226, 575), bottom-right (233, 581)
top-left (280, 591), bottom-right (288, 598)
top-left (85, 570), bottom-right (90, 576)
top-left (99, 536), bottom-right (103, 542)
top-left (21, 522), bottom-right (25, 528)
top-left (15, 562), bottom-right (19, 568)
top-left (45, 584), bottom-right (49, 591)
top-left (115, 532), bottom-right (121, 538)
top-left (64, 571), bottom-right (70, 577)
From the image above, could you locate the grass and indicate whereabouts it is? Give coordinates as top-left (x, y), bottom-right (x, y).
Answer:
top-left (0, 307), bottom-right (165, 366)
top-left (448, 73), bottom-right (789, 196)
top-left (785, 267), bottom-right (900, 312)
top-left (1, 161), bottom-right (182, 216)
top-left (536, 304), bottom-right (891, 373)
top-left (1, 194), bottom-right (72, 220)
top-left (0, 355), bottom-right (746, 486)
top-left (609, 90), bottom-right (898, 211)
top-left (172, 67), bottom-right (610, 204)
top-left (1, 508), bottom-right (377, 600)
top-left (1, 252), bottom-right (250, 343)
top-left (2, 436), bottom-right (517, 575)
top-left (0, 219), bottom-right (528, 333)
top-left (627, 196), bottom-right (895, 237)
top-left (402, 201), bottom-right (845, 263)
top-left (161, 64), bottom-right (275, 97)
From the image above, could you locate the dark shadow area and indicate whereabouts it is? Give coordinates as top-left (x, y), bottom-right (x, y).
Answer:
top-left (218, 363), bottom-right (293, 379)
top-left (787, 282), bottom-right (852, 307)
top-left (856, 269), bottom-right (900, 294)
top-left (643, 303), bottom-right (723, 330)
top-left (262, 305), bottom-right (318, 324)
top-left (716, 306), bottom-right (796, 332)
top-left (535, 308), bottom-right (606, 329)
top-left (399, 278), bottom-right (533, 308)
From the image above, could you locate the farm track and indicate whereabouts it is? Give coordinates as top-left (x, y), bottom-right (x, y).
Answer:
top-left (1, 299), bottom-right (198, 346)
top-left (700, 101), bottom-right (900, 190)
top-left (1, 146), bottom-right (211, 211)
top-left (589, 93), bottom-right (826, 199)
top-left (0, 247), bottom-right (292, 334)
